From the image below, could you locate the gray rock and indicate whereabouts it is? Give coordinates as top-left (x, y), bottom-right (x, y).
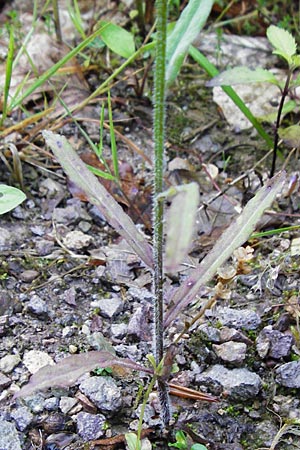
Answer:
top-left (0, 290), bottom-right (14, 315)
top-left (212, 341), bottom-right (247, 365)
top-left (198, 324), bottom-right (221, 343)
top-left (20, 270), bottom-right (39, 282)
top-left (256, 326), bottom-right (293, 359)
top-left (91, 295), bottom-right (123, 319)
top-left (62, 230), bottom-right (93, 250)
top-left (127, 305), bottom-right (151, 340)
top-left (276, 361), bottom-right (300, 388)
top-left (76, 411), bottom-right (106, 441)
top-left (11, 406), bottom-right (33, 431)
top-left (128, 287), bottom-right (153, 303)
top-left (35, 239), bottom-right (55, 256)
top-left (23, 350), bottom-right (54, 374)
top-left (59, 397), bottom-right (78, 414)
top-left (0, 354), bottom-right (21, 374)
top-left (79, 376), bottom-right (122, 414)
top-left (53, 203), bottom-right (90, 224)
top-left (0, 420), bottom-right (22, 450)
top-left (196, 364), bottom-right (262, 400)
top-left (44, 397), bottom-right (59, 411)
top-left (0, 372), bottom-right (11, 389)
top-left (111, 323), bottom-right (128, 339)
top-left (26, 294), bottom-right (49, 317)
top-left (0, 227), bottom-right (12, 250)
top-left (219, 326), bottom-right (252, 345)
top-left (213, 307), bottom-right (261, 330)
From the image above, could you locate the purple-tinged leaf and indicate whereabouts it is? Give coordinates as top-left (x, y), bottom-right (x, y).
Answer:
top-left (164, 171), bottom-right (286, 328)
top-left (14, 351), bottom-right (152, 398)
top-left (42, 131), bottom-right (153, 269)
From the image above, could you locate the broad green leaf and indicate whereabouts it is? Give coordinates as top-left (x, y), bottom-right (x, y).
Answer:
top-left (165, 182), bottom-right (199, 273)
top-left (125, 433), bottom-right (141, 450)
top-left (166, 0), bottom-right (213, 86)
top-left (99, 21), bottom-right (135, 58)
top-left (14, 351), bottom-right (151, 398)
top-left (0, 185), bottom-right (26, 214)
top-left (267, 25), bottom-right (296, 63)
top-left (164, 171), bottom-right (286, 328)
top-left (206, 67), bottom-right (278, 87)
top-left (278, 125), bottom-right (300, 148)
top-left (42, 131), bottom-right (153, 269)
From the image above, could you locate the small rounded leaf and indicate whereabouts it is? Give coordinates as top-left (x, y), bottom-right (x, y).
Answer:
top-left (278, 125), bottom-right (300, 148)
top-left (0, 185), bottom-right (26, 215)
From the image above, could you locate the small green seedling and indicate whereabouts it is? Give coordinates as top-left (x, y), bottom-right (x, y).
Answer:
top-left (0, 185), bottom-right (26, 215)
top-left (168, 430), bottom-right (208, 450)
top-left (206, 25), bottom-right (300, 176)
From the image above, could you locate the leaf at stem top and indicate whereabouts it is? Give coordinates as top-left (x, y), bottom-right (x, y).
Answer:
top-left (267, 25), bottom-right (297, 65)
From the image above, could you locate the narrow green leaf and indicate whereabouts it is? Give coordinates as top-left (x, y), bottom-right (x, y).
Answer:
top-left (207, 67), bottom-right (278, 87)
top-left (164, 171), bottom-right (286, 328)
top-left (0, 185), bottom-right (26, 214)
top-left (42, 131), bottom-right (153, 269)
top-left (166, 0), bottom-right (213, 86)
top-left (99, 21), bottom-right (135, 58)
top-left (165, 182), bottom-right (199, 273)
top-left (278, 125), bottom-right (300, 148)
top-left (267, 25), bottom-right (296, 62)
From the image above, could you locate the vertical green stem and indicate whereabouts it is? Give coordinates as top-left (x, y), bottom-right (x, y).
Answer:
top-left (153, 0), bottom-right (170, 426)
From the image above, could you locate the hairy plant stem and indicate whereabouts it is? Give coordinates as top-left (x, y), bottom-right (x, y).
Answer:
top-left (270, 69), bottom-right (292, 177)
top-left (153, 0), bottom-right (170, 426)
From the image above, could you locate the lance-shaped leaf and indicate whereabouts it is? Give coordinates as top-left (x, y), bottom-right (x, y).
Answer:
top-left (164, 171), bottom-right (286, 328)
top-left (206, 67), bottom-right (278, 87)
top-left (166, 0), bottom-right (213, 86)
top-left (43, 131), bottom-right (153, 269)
top-left (164, 182), bottom-right (199, 273)
top-left (14, 351), bottom-right (152, 398)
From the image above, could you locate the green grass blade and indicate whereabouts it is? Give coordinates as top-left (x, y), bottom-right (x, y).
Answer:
top-left (189, 45), bottom-right (273, 148)
top-left (1, 25), bottom-right (14, 125)
top-left (107, 91), bottom-right (119, 180)
top-left (251, 225), bottom-right (300, 239)
top-left (9, 25), bottom-right (108, 110)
